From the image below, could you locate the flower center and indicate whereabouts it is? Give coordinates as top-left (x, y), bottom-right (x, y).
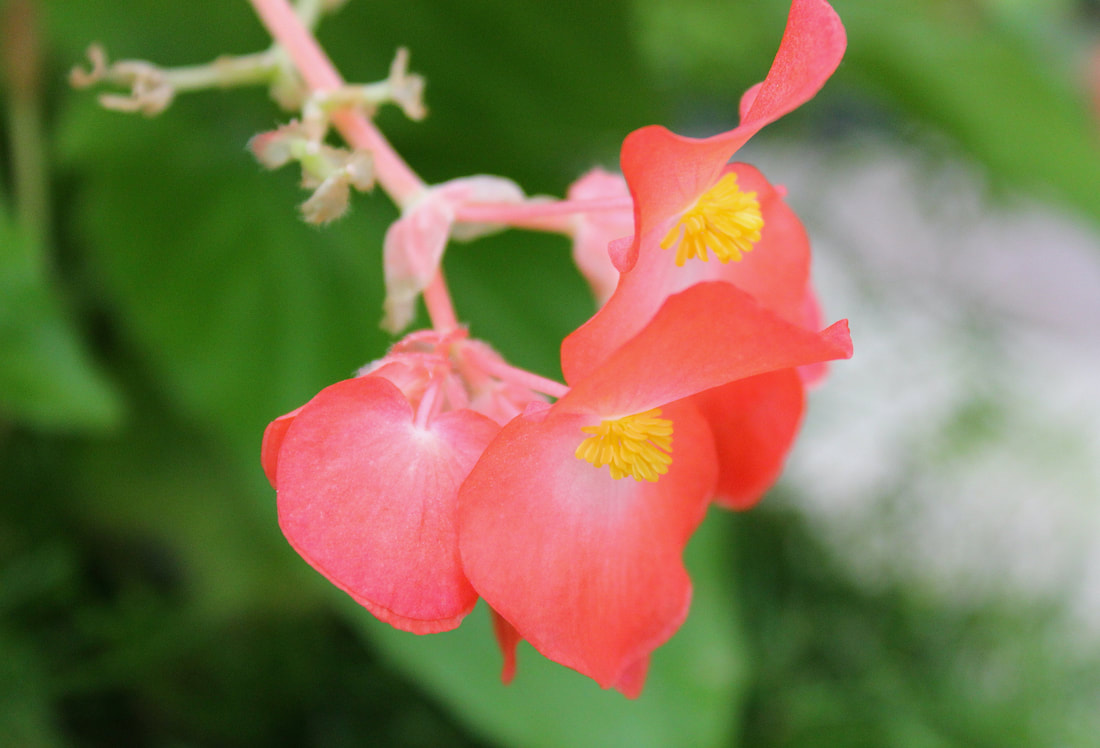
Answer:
top-left (575, 409), bottom-right (673, 482)
top-left (660, 172), bottom-right (763, 266)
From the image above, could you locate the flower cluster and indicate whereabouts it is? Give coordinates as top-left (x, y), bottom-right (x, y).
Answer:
top-left (259, 0), bottom-right (849, 696)
top-left (79, 0), bottom-right (850, 696)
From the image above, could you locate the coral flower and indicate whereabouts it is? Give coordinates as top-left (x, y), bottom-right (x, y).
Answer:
top-left (458, 282), bottom-right (852, 694)
top-left (564, 0), bottom-right (847, 509)
top-left (262, 333), bottom-right (543, 633)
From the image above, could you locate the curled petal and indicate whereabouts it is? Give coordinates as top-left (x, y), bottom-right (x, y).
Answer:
top-left (738, 0), bottom-right (847, 129)
top-left (618, 0), bottom-right (846, 273)
top-left (382, 194), bottom-right (454, 333)
top-left (607, 235), bottom-right (634, 275)
top-left (459, 400), bottom-right (716, 694)
top-left (276, 376), bottom-right (499, 633)
top-left (738, 82), bottom-right (763, 123)
top-left (796, 289), bottom-right (831, 386)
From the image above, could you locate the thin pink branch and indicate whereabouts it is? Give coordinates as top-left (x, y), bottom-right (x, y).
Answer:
top-left (422, 272), bottom-right (459, 334)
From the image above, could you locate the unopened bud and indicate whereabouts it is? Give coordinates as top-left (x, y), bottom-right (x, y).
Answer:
top-left (388, 48), bottom-right (426, 121)
top-left (300, 171), bottom-right (352, 224)
top-left (249, 121), bottom-right (311, 170)
top-left (344, 150), bottom-right (374, 191)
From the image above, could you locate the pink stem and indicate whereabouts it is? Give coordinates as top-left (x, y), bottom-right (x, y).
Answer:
top-left (247, 0), bottom-right (424, 205)
top-left (422, 272), bottom-right (458, 334)
top-left (454, 195), bottom-right (634, 231)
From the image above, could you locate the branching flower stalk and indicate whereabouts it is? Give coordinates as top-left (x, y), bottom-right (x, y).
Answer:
top-left (68, 0), bottom-right (351, 115)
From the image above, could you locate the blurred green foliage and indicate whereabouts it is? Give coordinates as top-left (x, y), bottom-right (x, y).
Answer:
top-left (2, 0), bottom-right (1099, 745)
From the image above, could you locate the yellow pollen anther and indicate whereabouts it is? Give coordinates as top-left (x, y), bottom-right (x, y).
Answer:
top-left (575, 408), bottom-right (673, 482)
top-left (660, 172), bottom-right (764, 266)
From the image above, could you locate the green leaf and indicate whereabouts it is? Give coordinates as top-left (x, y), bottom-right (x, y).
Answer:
top-left (359, 510), bottom-right (748, 748)
top-left (734, 507), bottom-right (1100, 748)
top-left (0, 209), bottom-right (122, 431)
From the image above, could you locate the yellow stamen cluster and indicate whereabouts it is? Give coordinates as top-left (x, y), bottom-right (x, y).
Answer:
top-left (575, 409), bottom-right (673, 482)
top-left (660, 172), bottom-right (764, 266)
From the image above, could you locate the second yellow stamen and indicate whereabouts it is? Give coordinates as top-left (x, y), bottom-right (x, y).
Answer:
top-left (660, 172), bottom-right (764, 266)
top-left (575, 408), bottom-right (673, 482)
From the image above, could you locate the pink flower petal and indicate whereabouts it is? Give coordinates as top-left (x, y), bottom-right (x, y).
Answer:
top-left (739, 0), bottom-right (847, 130)
top-left (276, 376), bottom-right (499, 633)
top-left (458, 400), bottom-right (716, 692)
top-left (693, 370), bottom-right (805, 510)
top-left (559, 281), bottom-right (851, 419)
top-left (567, 168), bottom-right (633, 304)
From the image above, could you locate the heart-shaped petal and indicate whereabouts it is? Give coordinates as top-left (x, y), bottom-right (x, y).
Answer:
top-left (276, 375), bottom-right (499, 633)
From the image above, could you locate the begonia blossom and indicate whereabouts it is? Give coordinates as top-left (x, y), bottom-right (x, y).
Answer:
top-left (262, 331), bottom-right (545, 633)
top-left (458, 281), bottom-right (852, 694)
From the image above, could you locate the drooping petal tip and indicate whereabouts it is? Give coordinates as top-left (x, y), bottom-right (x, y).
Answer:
top-left (490, 608), bottom-right (521, 684)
